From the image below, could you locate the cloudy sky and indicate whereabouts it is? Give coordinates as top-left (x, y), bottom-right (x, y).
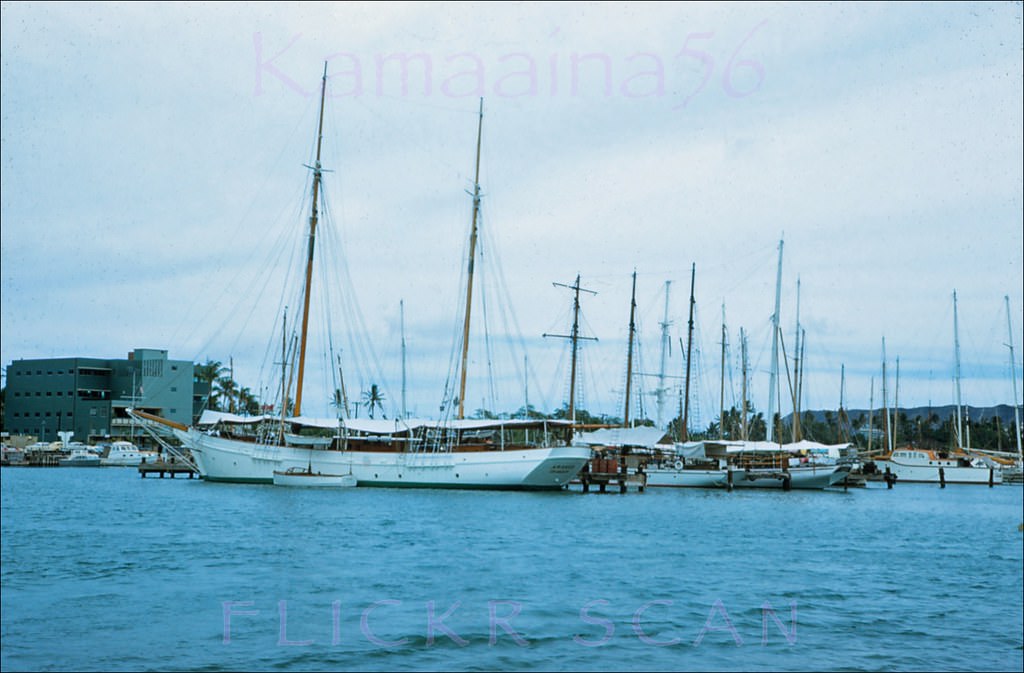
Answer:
top-left (2, 2), bottom-right (1022, 428)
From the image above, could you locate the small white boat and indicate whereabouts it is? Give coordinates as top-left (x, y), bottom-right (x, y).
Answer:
top-left (59, 447), bottom-right (101, 467)
top-left (644, 456), bottom-right (729, 488)
top-left (873, 449), bottom-right (1002, 485)
top-left (100, 441), bottom-right (159, 467)
top-left (272, 467), bottom-right (357, 488)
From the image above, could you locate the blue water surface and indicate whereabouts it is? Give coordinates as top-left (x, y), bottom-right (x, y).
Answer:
top-left (2, 468), bottom-right (1022, 672)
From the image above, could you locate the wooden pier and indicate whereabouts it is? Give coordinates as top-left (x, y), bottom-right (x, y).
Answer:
top-left (138, 458), bottom-right (198, 479)
top-left (577, 455), bottom-right (647, 493)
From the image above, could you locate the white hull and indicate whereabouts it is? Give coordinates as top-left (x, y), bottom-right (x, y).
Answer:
top-left (874, 459), bottom-right (1001, 484)
top-left (176, 429), bottom-right (591, 490)
top-left (101, 453), bottom-right (160, 467)
top-left (645, 467), bottom-right (727, 488)
top-left (58, 457), bottom-right (101, 467)
top-left (59, 448), bottom-right (101, 467)
top-left (646, 463), bottom-right (851, 490)
top-left (273, 470), bottom-right (357, 488)
top-left (730, 464), bottom-right (852, 489)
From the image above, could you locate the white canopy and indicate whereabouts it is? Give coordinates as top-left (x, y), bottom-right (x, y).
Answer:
top-left (574, 426), bottom-right (668, 449)
top-left (702, 439), bottom-right (852, 458)
top-left (196, 412), bottom-right (571, 435)
top-left (196, 410), bottom-right (272, 425)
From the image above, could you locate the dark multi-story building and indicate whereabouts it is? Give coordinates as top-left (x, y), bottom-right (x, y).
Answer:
top-left (4, 348), bottom-right (204, 443)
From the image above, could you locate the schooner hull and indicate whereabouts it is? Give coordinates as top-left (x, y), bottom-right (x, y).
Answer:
top-left (873, 459), bottom-right (1002, 484)
top-left (645, 468), bottom-right (728, 488)
top-left (176, 429), bottom-right (591, 490)
top-left (730, 464), bottom-right (852, 489)
top-left (647, 464), bottom-right (851, 490)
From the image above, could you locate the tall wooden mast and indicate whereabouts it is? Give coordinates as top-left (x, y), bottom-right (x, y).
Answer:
top-left (623, 271), bottom-right (638, 426)
top-left (767, 239), bottom-right (783, 443)
top-left (544, 275), bottom-right (597, 435)
top-left (791, 277), bottom-right (801, 442)
top-left (1005, 295), bottom-right (1023, 465)
top-left (740, 327), bottom-right (749, 441)
top-left (656, 281), bottom-right (672, 428)
top-left (953, 289), bottom-right (964, 447)
top-left (293, 63), bottom-right (329, 417)
top-left (681, 263), bottom-right (696, 442)
top-left (457, 98), bottom-right (484, 420)
top-left (882, 337), bottom-right (890, 453)
top-left (401, 299), bottom-right (407, 419)
top-left (719, 303), bottom-right (726, 440)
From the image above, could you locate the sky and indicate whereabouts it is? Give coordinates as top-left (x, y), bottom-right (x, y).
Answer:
top-left (2, 1), bottom-right (1022, 429)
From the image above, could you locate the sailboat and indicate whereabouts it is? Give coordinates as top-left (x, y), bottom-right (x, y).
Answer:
top-left (643, 247), bottom-right (853, 489)
top-left (873, 291), bottom-right (1003, 484)
top-left (132, 68), bottom-right (591, 489)
top-left (272, 447), bottom-right (356, 488)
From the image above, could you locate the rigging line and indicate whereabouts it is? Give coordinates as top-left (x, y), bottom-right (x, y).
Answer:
top-left (169, 95), bottom-right (319, 350)
top-left (544, 342), bottom-right (570, 415)
top-left (321, 203), bottom-right (397, 420)
top-left (481, 223), bottom-right (528, 402)
top-left (477, 231), bottom-right (499, 415)
top-left (725, 322), bottom-right (738, 413)
top-left (316, 192), bottom-right (358, 414)
top-left (524, 349), bottom-right (552, 414)
top-left (441, 201), bottom-right (476, 420)
top-left (189, 192), bottom-right (302, 362)
top-left (693, 303), bottom-right (717, 432)
top-left (316, 242), bottom-right (338, 417)
top-left (630, 312), bottom-right (648, 422)
top-left (477, 208), bottom-right (542, 416)
top-left (191, 167), bottom-right (308, 368)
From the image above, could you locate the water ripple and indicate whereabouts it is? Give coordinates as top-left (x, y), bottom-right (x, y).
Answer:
top-left (2, 470), bottom-right (1022, 671)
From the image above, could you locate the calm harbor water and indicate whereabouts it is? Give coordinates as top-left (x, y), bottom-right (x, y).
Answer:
top-left (1, 467), bottom-right (1022, 672)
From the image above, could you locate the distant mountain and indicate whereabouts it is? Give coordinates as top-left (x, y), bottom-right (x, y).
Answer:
top-left (787, 404), bottom-right (1021, 426)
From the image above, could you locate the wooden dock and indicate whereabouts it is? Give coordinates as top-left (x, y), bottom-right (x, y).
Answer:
top-left (138, 458), bottom-right (198, 479)
top-left (577, 455), bottom-right (647, 493)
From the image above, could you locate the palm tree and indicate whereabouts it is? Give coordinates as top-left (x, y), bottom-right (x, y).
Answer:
top-left (195, 359), bottom-right (225, 383)
top-left (216, 375), bottom-right (238, 414)
top-left (194, 359), bottom-right (226, 411)
top-left (330, 388), bottom-right (348, 418)
top-left (237, 387), bottom-right (260, 416)
top-left (362, 384), bottom-right (386, 419)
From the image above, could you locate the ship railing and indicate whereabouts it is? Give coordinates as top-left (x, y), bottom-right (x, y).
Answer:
top-left (131, 414), bottom-right (199, 472)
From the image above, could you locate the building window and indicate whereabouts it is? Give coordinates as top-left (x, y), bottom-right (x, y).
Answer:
top-left (46, 392), bottom-right (52, 396)
top-left (171, 387), bottom-right (177, 392)
top-left (170, 408), bottom-right (177, 414)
